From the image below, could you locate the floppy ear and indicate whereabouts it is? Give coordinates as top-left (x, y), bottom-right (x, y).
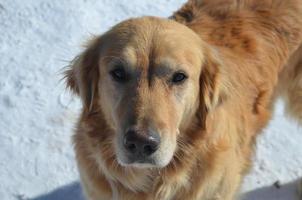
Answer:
top-left (64, 36), bottom-right (102, 112)
top-left (198, 47), bottom-right (228, 128)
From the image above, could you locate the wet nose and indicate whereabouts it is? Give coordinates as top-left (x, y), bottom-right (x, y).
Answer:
top-left (123, 129), bottom-right (160, 157)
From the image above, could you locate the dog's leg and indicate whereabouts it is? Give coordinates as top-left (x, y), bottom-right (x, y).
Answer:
top-left (205, 154), bottom-right (243, 200)
top-left (217, 173), bottom-right (242, 200)
top-left (78, 168), bottom-right (112, 200)
top-left (278, 44), bottom-right (302, 125)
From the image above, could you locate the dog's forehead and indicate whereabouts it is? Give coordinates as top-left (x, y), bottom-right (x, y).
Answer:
top-left (120, 45), bottom-right (201, 77)
top-left (121, 46), bottom-right (187, 66)
top-left (104, 17), bottom-right (204, 74)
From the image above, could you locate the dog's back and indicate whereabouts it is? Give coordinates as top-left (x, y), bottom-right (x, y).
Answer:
top-left (173, 0), bottom-right (302, 124)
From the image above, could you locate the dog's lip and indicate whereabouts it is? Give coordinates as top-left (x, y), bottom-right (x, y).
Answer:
top-left (122, 161), bottom-right (157, 169)
top-left (117, 154), bottom-right (156, 167)
top-left (128, 156), bottom-right (155, 165)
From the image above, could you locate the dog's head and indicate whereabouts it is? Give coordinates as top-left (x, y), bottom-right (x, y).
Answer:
top-left (66, 17), bottom-right (226, 168)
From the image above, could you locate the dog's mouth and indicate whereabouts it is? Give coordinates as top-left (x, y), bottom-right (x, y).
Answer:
top-left (117, 154), bottom-right (157, 168)
top-left (116, 154), bottom-right (171, 169)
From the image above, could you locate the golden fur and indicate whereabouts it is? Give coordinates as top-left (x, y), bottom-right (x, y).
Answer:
top-left (65, 0), bottom-right (302, 199)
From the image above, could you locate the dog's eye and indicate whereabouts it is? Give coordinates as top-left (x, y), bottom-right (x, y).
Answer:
top-left (172, 72), bottom-right (187, 84)
top-left (110, 68), bottom-right (127, 82)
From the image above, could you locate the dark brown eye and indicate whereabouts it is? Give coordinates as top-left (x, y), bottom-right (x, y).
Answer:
top-left (110, 68), bottom-right (127, 82)
top-left (172, 72), bottom-right (187, 84)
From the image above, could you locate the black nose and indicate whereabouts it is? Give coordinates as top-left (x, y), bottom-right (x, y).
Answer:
top-left (123, 129), bottom-right (160, 157)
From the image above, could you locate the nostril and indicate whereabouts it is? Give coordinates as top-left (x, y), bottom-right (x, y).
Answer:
top-left (125, 142), bottom-right (136, 153)
top-left (143, 144), bottom-right (158, 156)
top-left (124, 133), bottom-right (137, 153)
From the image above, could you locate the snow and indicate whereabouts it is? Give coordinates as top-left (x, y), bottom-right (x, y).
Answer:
top-left (0, 0), bottom-right (301, 200)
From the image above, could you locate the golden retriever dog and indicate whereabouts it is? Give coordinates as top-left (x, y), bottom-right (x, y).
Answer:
top-left (65, 0), bottom-right (302, 199)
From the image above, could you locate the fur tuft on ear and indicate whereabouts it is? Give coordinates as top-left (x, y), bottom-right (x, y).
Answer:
top-left (170, 0), bottom-right (197, 24)
top-left (64, 36), bottom-right (102, 112)
top-left (198, 46), bottom-right (228, 128)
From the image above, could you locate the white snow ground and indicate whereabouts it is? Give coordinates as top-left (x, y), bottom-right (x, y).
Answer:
top-left (0, 0), bottom-right (301, 200)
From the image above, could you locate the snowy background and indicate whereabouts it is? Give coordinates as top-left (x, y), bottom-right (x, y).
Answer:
top-left (0, 0), bottom-right (301, 200)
